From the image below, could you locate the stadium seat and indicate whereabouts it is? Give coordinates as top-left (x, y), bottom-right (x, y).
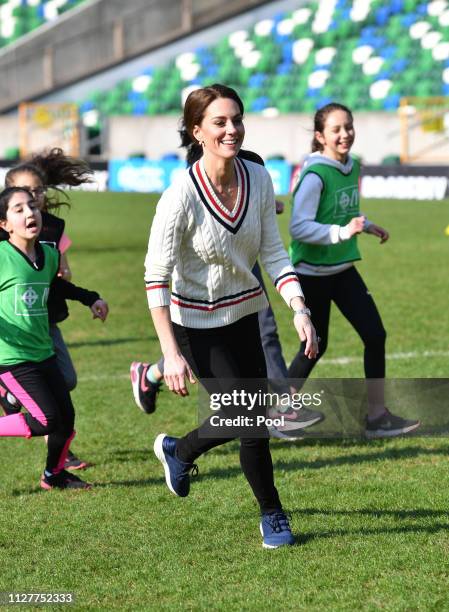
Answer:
top-left (68, 0), bottom-right (449, 119)
top-left (0, 0), bottom-right (88, 48)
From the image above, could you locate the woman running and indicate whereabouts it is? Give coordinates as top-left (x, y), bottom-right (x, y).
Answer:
top-left (145, 84), bottom-right (318, 548)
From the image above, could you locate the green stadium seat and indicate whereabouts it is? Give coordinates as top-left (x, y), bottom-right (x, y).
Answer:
top-left (72, 0), bottom-right (449, 117)
top-left (0, 0), bottom-right (88, 49)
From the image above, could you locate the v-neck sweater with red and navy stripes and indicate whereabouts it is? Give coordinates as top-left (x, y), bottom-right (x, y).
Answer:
top-left (144, 157), bottom-right (303, 329)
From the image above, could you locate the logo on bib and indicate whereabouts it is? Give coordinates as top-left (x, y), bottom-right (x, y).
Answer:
top-left (334, 185), bottom-right (359, 220)
top-left (21, 287), bottom-right (39, 308)
top-left (15, 283), bottom-right (50, 316)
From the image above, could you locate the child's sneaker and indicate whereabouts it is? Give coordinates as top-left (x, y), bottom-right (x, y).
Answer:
top-left (268, 405), bottom-right (324, 430)
top-left (64, 450), bottom-right (91, 471)
top-left (153, 433), bottom-right (198, 497)
top-left (40, 469), bottom-right (92, 490)
top-left (269, 426), bottom-right (304, 441)
top-left (365, 408), bottom-right (420, 439)
top-left (0, 384), bottom-right (20, 415)
top-left (260, 511), bottom-right (295, 549)
top-left (130, 362), bottom-right (161, 414)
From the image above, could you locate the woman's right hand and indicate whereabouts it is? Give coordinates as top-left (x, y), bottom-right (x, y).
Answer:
top-left (163, 353), bottom-right (196, 396)
top-left (293, 314), bottom-right (319, 359)
top-left (345, 215), bottom-right (365, 237)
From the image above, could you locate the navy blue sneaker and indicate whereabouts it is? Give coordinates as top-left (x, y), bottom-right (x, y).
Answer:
top-left (153, 433), bottom-right (198, 497)
top-left (260, 511), bottom-right (295, 549)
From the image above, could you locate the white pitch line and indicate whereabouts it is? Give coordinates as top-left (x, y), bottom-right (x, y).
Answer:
top-left (77, 350), bottom-right (449, 382)
top-left (321, 349), bottom-right (449, 365)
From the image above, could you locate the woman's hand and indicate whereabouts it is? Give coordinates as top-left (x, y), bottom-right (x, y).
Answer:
top-left (149, 306), bottom-right (195, 396)
top-left (294, 314), bottom-right (319, 359)
top-left (163, 353), bottom-right (196, 396)
top-left (90, 299), bottom-right (109, 321)
top-left (366, 223), bottom-right (389, 243)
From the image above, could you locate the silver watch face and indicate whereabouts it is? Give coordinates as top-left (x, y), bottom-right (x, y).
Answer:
top-left (295, 308), bottom-right (311, 316)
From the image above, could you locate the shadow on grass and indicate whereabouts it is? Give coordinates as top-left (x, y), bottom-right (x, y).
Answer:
top-left (89, 442), bottom-right (449, 488)
top-left (101, 443), bottom-right (449, 489)
top-left (104, 442), bottom-right (240, 466)
top-left (271, 443), bottom-right (449, 472)
top-left (13, 443), bottom-right (449, 496)
top-left (191, 436), bottom-right (381, 458)
top-left (11, 476), bottom-right (163, 496)
top-left (82, 477), bottom-right (163, 489)
top-left (295, 523), bottom-right (449, 544)
top-left (107, 448), bottom-right (152, 463)
top-left (73, 244), bottom-right (145, 255)
top-left (67, 336), bottom-right (154, 349)
top-left (290, 507), bottom-right (449, 543)
top-left (204, 443), bottom-right (449, 475)
top-left (293, 507), bottom-right (449, 519)
top-left (208, 436), bottom-right (446, 457)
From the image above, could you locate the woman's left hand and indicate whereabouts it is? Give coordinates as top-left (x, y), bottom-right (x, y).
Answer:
top-left (366, 224), bottom-right (389, 243)
top-left (294, 314), bottom-right (319, 359)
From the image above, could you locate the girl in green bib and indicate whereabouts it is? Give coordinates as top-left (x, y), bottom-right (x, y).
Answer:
top-left (1, 150), bottom-right (108, 471)
top-left (288, 103), bottom-right (420, 439)
top-left (0, 187), bottom-right (91, 489)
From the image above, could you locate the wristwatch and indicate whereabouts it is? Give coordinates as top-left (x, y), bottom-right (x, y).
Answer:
top-left (293, 307), bottom-right (311, 317)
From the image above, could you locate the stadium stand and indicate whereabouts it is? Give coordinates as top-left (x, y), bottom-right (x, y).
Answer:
top-left (0, 0), bottom-right (87, 48)
top-left (0, 0), bottom-right (275, 114)
top-left (77, 0), bottom-right (449, 129)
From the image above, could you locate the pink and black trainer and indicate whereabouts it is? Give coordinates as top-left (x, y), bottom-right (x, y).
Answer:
top-left (130, 362), bottom-right (161, 414)
top-left (40, 470), bottom-right (92, 490)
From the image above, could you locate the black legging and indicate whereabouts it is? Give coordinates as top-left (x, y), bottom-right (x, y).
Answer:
top-left (173, 313), bottom-right (282, 515)
top-left (288, 266), bottom-right (386, 382)
top-left (0, 356), bottom-right (75, 473)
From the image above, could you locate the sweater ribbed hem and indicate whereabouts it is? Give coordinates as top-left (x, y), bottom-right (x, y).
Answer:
top-left (169, 293), bottom-right (269, 328)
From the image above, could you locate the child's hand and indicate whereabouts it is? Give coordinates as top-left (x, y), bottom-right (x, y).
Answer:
top-left (366, 223), bottom-right (389, 243)
top-left (91, 299), bottom-right (109, 321)
top-left (57, 267), bottom-right (72, 281)
top-left (275, 200), bottom-right (285, 214)
top-left (58, 253), bottom-right (72, 281)
top-left (346, 215), bottom-right (366, 237)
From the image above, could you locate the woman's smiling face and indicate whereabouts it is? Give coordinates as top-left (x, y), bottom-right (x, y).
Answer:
top-left (193, 97), bottom-right (245, 160)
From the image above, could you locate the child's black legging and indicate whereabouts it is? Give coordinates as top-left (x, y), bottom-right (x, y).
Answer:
top-left (173, 313), bottom-right (283, 515)
top-left (288, 266), bottom-right (386, 381)
top-left (0, 356), bottom-right (75, 474)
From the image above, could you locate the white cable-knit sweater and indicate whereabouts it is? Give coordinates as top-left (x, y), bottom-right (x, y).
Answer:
top-left (144, 157), bottom-right (303, 328)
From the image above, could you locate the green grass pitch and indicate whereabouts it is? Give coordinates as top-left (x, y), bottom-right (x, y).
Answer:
top-left (0, 191), bottom-right (448, 610)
